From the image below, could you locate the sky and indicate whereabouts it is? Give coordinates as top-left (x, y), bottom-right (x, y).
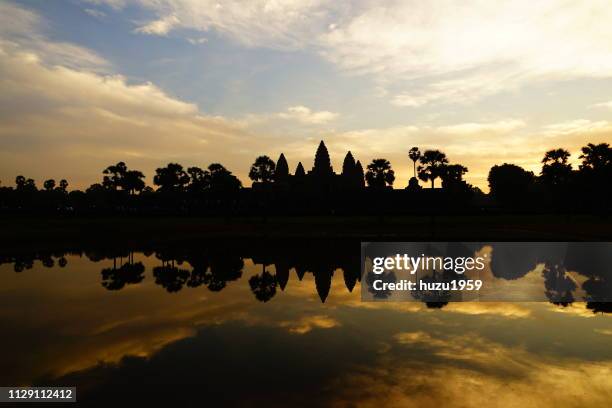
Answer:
top-left (1, 0), bottom-right (611, 190)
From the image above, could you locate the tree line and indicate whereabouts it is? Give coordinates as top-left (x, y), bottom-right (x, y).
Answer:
top-left (0, 141), bottom-right (610, 214)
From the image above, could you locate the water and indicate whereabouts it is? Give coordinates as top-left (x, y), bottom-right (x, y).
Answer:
top-left (1, 240), bottom-right (611, 407)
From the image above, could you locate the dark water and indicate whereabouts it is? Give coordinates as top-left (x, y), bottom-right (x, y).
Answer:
top-left (1, 240), bottom-right (612, 407)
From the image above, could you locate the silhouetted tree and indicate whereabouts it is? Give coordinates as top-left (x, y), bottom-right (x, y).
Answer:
top-left (418, 150), bottom-right (448, 188)
top-left (187, 166), bottom-right (210, 193)
top-left (441, 164), bottom-right (469, 191)
top-left (103, 162), bottom-right (128, 190)
top-left (123, 170), bottom-right (145, 195)
top-left (541, 148), bottom-right (572, 187)
top-left (43, 179), bottom-right (56, 191)
top-left (249, 155), bottom-right (276, 184)
top-left (102, 162), bottom-right (144, 194)
top-left (58, 179), bottom-right (68, 192)
top-left (488, 163), bottom-right (534, 206)
top-left (154, 163), bottom-right (190, 193)
top-left (365, 159), bottom-right (395, 189)
top-left (15, 175), bottom-right (36, 192)
top-left (579, 143), bottom-right (612, 171)
top-left (208, 163), bottom-right (241, 193)
top-left (409, 147), bottom-right (421, 179)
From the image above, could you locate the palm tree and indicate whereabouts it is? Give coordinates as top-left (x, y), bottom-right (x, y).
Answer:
top-left (579, 143), bottom-right (611, 171)
top-left (58, 179), bottom-right (69, 192)
top-left (408, 147), bottom-right (421, 179)
top-left (122, 170), bottom-right (145, 195)
top-left (541, 148), bottom-right (572, 187)
top-left (365, 159), bottom-right (395, 189)
top-left (102, 162), bottom-right (128, 190)
top-left (418, 150), bottom-right (448, 188)
top-left (249, 155), bottom-right (276, 184)
top-left (542, 148), bottom-right (570, 165)
top-left (43, 179), bottom-right (56, 191)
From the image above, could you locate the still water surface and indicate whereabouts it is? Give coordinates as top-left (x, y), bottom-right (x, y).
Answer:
top-left (1, 241), bottom-right (611, 406)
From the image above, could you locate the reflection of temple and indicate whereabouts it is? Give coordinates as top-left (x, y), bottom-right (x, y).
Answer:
top-left (5, 241), bottom-right (611, 311)
top-left (253, 140), bottom-right (365, 193)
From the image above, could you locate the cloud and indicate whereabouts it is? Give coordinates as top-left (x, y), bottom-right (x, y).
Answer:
top-left (590, 101), bottom-right (612, 111)
top-left (0, 2), bottom-right (109, 72)
top-left (89, 0), bottom-right (612, 107)
top-left (82, 0), bottom-right (126, 11)
top-left (84, 8), bottom-right (107, 20)
top-left (277, 105), bottom-right (339, 124)
top-left (135, 15), bottom-right (180, 36)
top-left (0, 38), bottom-right (267, 188)
top-left (187, 37), bottom-right (208, 45)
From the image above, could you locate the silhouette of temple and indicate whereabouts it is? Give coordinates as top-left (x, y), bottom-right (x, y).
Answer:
top-left (255, 140), bottom-right (365, 192)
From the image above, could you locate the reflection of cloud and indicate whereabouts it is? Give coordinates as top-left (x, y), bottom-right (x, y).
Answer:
top-left (331, 359), bottom-right (612, 408)
top-left (547, 302), bottom-right (599, 318)
top-left (445, 303), bottom-right (531, 318)
top-left (279, 314), bottom-right (339, 334)
top-left (333, 329), bottom-right (612, 407)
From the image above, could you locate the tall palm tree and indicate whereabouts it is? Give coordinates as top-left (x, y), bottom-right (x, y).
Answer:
top-left (418, 150), bottom-right (448, 188)
top-left (579, 143), bottom-right (611, 171)
top-left (408, 147), bottom-right (421, 179)
top-left (365, 158), bottom-right (395, 189)
top-left (542, 148), bottom-right (570, 165)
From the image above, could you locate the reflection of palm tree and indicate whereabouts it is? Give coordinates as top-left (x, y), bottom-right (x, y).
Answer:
top-left (365, 270), bottom-right (395, 300)
top-left (542, 263), bottom-right (576, 306)
top-left (101, 251), bottom-right (145, 290)
top-left (411, 270), bottom-right (451, 306)
top-left (153, 260), bottom-right (190, 293)
top-left (249, 266), bottom-right (277, 302)
top-left (102, 262), bottom-right (145, 290)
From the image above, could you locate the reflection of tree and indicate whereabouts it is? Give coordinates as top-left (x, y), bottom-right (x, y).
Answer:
top-left (153, 261), bottom-right (190, 293)
top-left (542, 263), bottom-right (575, 306)
top-left (102, 262), bottom-right (145, 290)
top-left (586, 302), bottom-right (612, 314)
top-left (200, 254), bottom-right (244, 292)
top-left (365, 271), bottom-right (396, 300)
top-left (100, 252), bottom-right (145, 290)
top-left (249, 267), bottom-right (277, 302)
top-left (411, 270), bottom-right (452, 307)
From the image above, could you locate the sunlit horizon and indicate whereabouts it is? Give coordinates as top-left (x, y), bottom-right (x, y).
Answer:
top-left (1, 1), bottom-right (612, 192)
